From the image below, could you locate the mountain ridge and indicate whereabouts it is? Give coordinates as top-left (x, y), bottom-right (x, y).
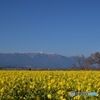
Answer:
top-left (0, 52), bottom-right (76, 69)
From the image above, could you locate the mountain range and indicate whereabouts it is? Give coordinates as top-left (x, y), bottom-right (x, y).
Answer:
top-left (0, 52), bottom-right (76, 69)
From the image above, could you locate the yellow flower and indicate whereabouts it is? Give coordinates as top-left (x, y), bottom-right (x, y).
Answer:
top-left (60, 96), bottom-right (63, 99)
top-left (1, 80), bottom-right (4, 84)
top-left (57, 90), bottom-right (65, 95)
top-left (43, 85), bottom-right (46, 89)
top-left (86, 87), bottom-right (91, 92)
top-left (57, 90), bottom-right (62, 95)
top-left (60, 96), bottom-right (66, 100)
top-left (53, 85), bottom-right (56, 88)
top-left (48, 83), bottom-right (51, 86)
top-left (61, 98), bottom-right (66, 100)
top-left (30, 85), bottom-right (34, 89)
top-left (48, 86), bottom-right (51, 90)
top-left (97, 88), bottom-right (100, 92)
top-left (47, 94), bottom-right (52, 99)
top-left (59, 82), bottom-right (63, 86)
top-left (0, 88), bottom-right (5, 93)
top-left (50, 79), bottom-right (55, 83)
top-left (74, 95), bottom-right (81, 100)
top-left (78, 86), bottom-right (81, 91)
top-left (7, 95), bottom-right (12, 99)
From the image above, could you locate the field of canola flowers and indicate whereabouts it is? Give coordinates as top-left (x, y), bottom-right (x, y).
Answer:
top-left (0, 70), bottom-right (100, 100)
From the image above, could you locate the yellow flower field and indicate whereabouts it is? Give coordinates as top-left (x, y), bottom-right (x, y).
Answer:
top-left (0, 70), bottom-right (100, 100)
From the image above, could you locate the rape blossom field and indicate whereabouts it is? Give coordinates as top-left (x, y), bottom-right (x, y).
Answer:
top-left (0, 70), bottom-right (100, 100)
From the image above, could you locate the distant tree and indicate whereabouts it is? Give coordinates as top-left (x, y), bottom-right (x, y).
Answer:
top-left (70, 64), bottom-right (77, 70)
top-left (73, 55), bottom-right (86, 70)
top-left (91, 52), bottom-right (100, 64)
top-left (73, 55), bottom-right (93, 70)
top-left (91, 52), bottom-right (100, 69)
top-left (28, 68), bottom-right (31, 70)
top-left (84, 56), bottom-right (95, 69)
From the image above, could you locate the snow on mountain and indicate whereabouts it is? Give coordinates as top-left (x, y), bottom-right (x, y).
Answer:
top-left (0, 52), bottom-right (76, 69)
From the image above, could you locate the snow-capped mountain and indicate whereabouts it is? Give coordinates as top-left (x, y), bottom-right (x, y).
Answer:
top-left (0, 52), bottom-right (76, 69)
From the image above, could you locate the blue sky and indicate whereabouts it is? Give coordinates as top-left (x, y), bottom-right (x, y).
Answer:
top-left (0, 0), bottom-right (100, 56)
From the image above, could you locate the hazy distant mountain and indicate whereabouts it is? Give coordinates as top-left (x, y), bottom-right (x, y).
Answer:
top-left (0, 52), bottom-right (76, 69)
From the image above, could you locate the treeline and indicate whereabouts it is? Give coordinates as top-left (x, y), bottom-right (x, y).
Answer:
top-left (71, 52), bottom-right (100, 70)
